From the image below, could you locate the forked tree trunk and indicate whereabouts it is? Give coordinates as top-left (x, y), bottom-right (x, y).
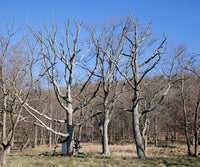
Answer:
top-left (102, 116), bottom-right (110, 155)
top-left (132, 108), bottom-right (146, 159)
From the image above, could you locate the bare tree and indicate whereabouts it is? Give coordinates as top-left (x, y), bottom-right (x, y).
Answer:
top-left (180, 70), bottom-right (192, 155)
top-left (0, 17), bottom-right (41, 166)
top-left (194, 86), bottom-right (200, 157)
top-left (91, 20), bottom-right (127, 155)
top-left (28, 17), bottom-right (101, 156)
top-left (0, 18), bottom-right (24, 166)
top-left (174, 45), bottom-right (194, 156)
top-left (111, 14), bottom-right (171, 159)
top-left (177, 49), bottom-right (200, 156)
top-left (188, 55), bottom-right (200, 157)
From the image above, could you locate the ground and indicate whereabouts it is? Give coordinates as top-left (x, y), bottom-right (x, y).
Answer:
top-left (6, 141), bottom-right (200, 167)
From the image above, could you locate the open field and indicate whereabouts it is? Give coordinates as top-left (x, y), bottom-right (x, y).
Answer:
top-left (6, 142), bottom-right (200, 167)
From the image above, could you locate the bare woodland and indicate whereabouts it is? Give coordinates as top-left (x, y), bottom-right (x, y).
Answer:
top-left (0, 13), bottom-right (200, 166)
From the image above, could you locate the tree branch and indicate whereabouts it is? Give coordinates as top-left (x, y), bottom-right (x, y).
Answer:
top-left (23, 105), bottom-right (69, 137)
top-left (139, 33), bottom-right (167, 68)
top-left (74, 110), bottom-right (102, 126)
top-left (23, 102), bottom-right (67, 123)
top-left (141, 82), bottom-right (171, 115)
top-left (73, 81), bottom-right (101, 113)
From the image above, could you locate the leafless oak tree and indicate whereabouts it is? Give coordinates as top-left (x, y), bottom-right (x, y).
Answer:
top-left (111, 14), bottom-right (172, 159)
top-left (28, 17), bottom-right (101, 156)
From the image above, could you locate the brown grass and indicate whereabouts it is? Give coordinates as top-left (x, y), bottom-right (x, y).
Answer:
top-left (9, 142), bottom-right (190, 158)
top-left (82, 142), bottom-right (188, 158)
top-left (6, 142), bottom-right (200, 167)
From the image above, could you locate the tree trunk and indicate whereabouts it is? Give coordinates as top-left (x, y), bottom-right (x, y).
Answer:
top-left (183, 103), bottom-right (192, 155)
top-left (185, 128), bottom-right (192, 155)
top-left (171, 131), bottom-right (174, 144)
top-left (155, 114), bottom-right (158, 147)
top-left (195, 129), bottom-right (199, 156)
top-left (183, 104), bottom-right (192, 155)
top-left (165, 125), bottom-right (169, 141)
top-left (194, 93), bottom-right (200, 157)
top-left (21, 137), bottom-right (30, 151)
top-left (174, 130), bottom-right (177, 140)
top-left (155, 134), bottom-right (158, 147)
top-left (78, 125), bottom-right (82, 141)
top-left (132, 108), bottom-right (146, 159)
top-left (6, 146), bottom-right (10, 155)
top-left (66, 112), bottom-right (74, 156)
top-left (49, 98), bottom-right (53, 148)
top-left (33, 124), bottom-right (37, 148)
top-left (0, 144), bottom-right (10, 167)
top-left (143, 136), bottom-right (148, 156)
top-left (102, 116), bottom-right (110, 155)
top-left (142, 114), bottom-right (149, 156)
top-left (181, 73), bottom-right (192, 156)
top-left (49, 120), bottom-right (52, 148)
top-left (2, 61), bottom-right (7, 147)
top-left (0, 149), bottom-right (7, 167)
top-left (2, 112), bottom-right (6, 145)
top-left (53, 125), bottom-right (58, 145)
top-left (99, 122), bottom-right (103, 144)
top-left (40, 128), bottom-right (46, 145)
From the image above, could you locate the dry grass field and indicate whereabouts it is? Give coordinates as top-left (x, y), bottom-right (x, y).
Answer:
top-left (6, 142), bottom-right (200, 167)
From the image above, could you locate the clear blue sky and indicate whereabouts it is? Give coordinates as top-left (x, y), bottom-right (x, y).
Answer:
top-left (1, 0), bottom-right (200, 53)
